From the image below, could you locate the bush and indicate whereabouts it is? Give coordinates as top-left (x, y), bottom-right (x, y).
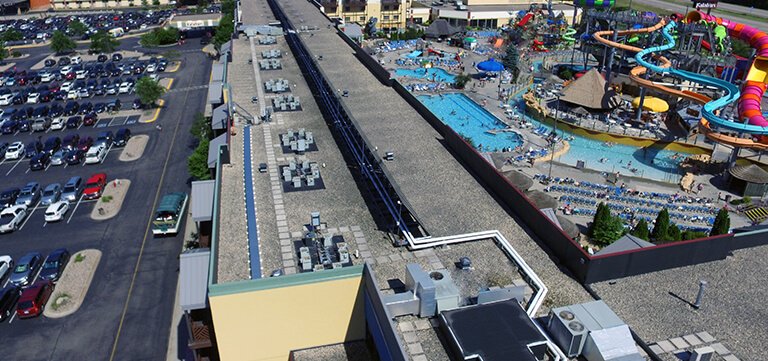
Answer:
top-left (140, 27), bottom-right (180, 47)
top-left (590, 202), bottom-right (625, 246)
top-left (682, 230), bottom-right (708, 240)
top-left (630, 218), bottom-right (649, 240)
top-left (188, 137), bottom-right (211, 180)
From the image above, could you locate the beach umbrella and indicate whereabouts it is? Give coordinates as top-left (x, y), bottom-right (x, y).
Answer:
top-left (477, 58), bottom-right (504, 72)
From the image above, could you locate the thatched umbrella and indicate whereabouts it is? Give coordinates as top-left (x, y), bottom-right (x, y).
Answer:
top-left (556, 215), bottom-right (580, 239)
top-left (503, 170), bottom-right (534, 191)
top-left (525, 190), bottom-right (558, 210)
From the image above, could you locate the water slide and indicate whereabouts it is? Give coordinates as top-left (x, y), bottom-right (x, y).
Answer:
top-left (687, 12), bottom-right (768, 129)
top-left (593, 18), bottom-right (768, 148)
top-left (562, 27), bottom-right (576, 44)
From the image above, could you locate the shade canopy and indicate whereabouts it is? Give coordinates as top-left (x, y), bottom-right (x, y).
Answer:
top-left (560, 68), bottom-right (622, 110)
top-left (632, 96), bottom-right (669, 113)
top-left (477, 58), bottom-right (504, 72)
top-left (729, 164), bottom-right (768, 184)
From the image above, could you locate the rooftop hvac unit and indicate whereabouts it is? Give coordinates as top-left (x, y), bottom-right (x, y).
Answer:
top-left (547, 309), bottom-right (588, 357)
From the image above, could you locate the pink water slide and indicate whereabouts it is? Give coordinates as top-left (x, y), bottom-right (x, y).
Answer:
top-left (687, 11), bottom-right (768, 127)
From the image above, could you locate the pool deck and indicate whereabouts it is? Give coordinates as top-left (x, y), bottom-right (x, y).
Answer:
top-left (276, 0), bottom-right (592, 306)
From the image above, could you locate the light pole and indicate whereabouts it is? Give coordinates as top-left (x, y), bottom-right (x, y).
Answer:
top-left (548, 92), bottom-right (562, 180)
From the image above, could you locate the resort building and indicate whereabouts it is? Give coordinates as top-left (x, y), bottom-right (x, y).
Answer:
top-left (320, 0), bottom-right (411, 32)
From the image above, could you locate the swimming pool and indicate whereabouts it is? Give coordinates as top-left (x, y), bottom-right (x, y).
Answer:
top-left (417, 91), bottom-right (690, 182)
top-left (418, 93), bottom-right (523, 151)
top-left (395, 68), bottom-right (457, 83)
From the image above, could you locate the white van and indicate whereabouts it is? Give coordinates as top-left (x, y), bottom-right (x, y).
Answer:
top-left (70, 55), bottom-right (82, 65)
top-left (85, 144), bottom-right (107, 164)
top-left (109, 28), bottom-right (125, 38)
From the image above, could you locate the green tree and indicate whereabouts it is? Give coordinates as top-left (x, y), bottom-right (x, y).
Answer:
top-left (0, 42), bottom-right (7, 62)
top-left (50, 30), bottom-right (77, 55)
top-left (221, 0), bottom-right (235, 15)
top-left (188, 137), bottom-right (211, 180)
top-left (503, 46), bottom-right (520, 84)
top-left (630, 218), bottom-right (649, 241)
top-left (190, 112), bottom-right (212, 140)
top-left (1, 29), bottom-right (23, 42)
top-left (135, 77), bottom-right (166, 107)
top-left (454, 74), bottom-right (472, 89)
top-left (667, 224), bottom-right (682, 242)
top-left (212, 14), bottom-right (235, 49)
top-left (731, 38), bottom-right (751, 58)
top-left (140, 27), bottom-right (180, 47)
top-left (152, 0), bottom-right (160, 6)
top-left (651, 208), bottom-right (670, 241)
top-left (68, 20), bottom-right (88, 36)
top-left (709, 208), bottom-right (731, 236)
top-left (90, 30), bottom-right (120, 54)
top-left (590, 202), bottom-right (624, 246)
top-left (142, 0), bottom-right (148, 7)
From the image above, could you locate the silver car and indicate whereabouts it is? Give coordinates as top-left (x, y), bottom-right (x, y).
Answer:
top-left (61, 176), bottom-right (83, 202)
top-left (15, 182), bottom-right (41, 207)
top-left (9, 252), bottom-right (42, 287)
top-left (40, 183), bottom-right (62, 206)
top-left (50, 149), bottom-right (67, 166)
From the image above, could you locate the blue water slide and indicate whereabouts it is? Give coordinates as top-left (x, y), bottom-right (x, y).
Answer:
top-left (634, 22), bottom-right (768, 134)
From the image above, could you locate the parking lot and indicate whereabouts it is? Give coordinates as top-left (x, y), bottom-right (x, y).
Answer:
top-left (0, 37), bottom-right (213, 360)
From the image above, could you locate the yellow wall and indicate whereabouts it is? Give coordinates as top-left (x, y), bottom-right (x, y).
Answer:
top-left (210, 275), bottom-right (366, 361)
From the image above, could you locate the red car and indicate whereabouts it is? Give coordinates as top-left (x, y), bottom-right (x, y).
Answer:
top-left (83, 173), bottom-right (107, 200)
top-left (16, 281), bottom-right (54, 319)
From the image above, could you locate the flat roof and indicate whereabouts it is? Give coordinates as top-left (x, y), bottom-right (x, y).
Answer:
top-left (191, 180), bottom-right (216, 223)
top-left (440, 299), bottom-right (547, 361)
top-left (180, 248), bottom-right (211, 311)
top-left (208, 81), bottom-right (223, 105)
top-left (208, 133), bottom-right (227, 168)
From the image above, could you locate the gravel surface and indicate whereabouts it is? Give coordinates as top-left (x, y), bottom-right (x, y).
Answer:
top-left (44, 249), bottom-right (102, 318)
top-left (291, 341), bottom-right (377, 361)
top-left (592, 244), bottom-right (768, 360)
top-left (119, 135), bottom-right (149, 162)
top-left (90, 179), bottom-right (130, 221)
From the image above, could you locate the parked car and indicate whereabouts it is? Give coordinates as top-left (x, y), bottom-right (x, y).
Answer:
top-left (0, 284), bottom-right (21, 322)
top-left (43, 136), bottom-right (61, 154)
top-left (44, 59), bottom-right (56, 67)
top-left (83, 113), bottom-right (98, 126)
top-left (62, 133), bottom-right (79, 149)
top-left (4, 141), bottom-right (24, 160)
top-left (50, 149), bottom-right (67, 166)
top-left (85, 143), bottom-right (107, 164)
top-left (39, 249), bottom-right (70, 281)
top-left (114, 128), bottom-right (131, 147)
top-left (44, 201), bottom-right (69, 222)
top-left (24, 141), bottom-right (43, 158)
top-left (50, 117), bottom-right (66, 130)
top-left (15, 182), bottom-right (41, 206)
top-left (96, 131), bottom-right (113, 147)
top-left (65, 148), bottom-right (85, 165)
top-left (77, 136), bottom-right (93, 152)
top-left (29, 152), bottom-right (50, 171)
top-left (112, 53), bottom-right (123, 62)
top-left (83, 173), bottom-right (106, 200)
top-left (61, 176), bottom-right (84, 202)
top-left (16, 280), bottom-right (53, 319)
top-left (9, 252), bottom-right (41, 287)
top-left (40, 183), bottom-right (61, 206)
top-left (0, 188), bottom-right (20, 209)
top-left (97, 54), bottom-right (108, 62)
top-left (0, 120), bottom-right (18, 134)
top-left (31, 117), bottom-right (52, 132)
top-left (0, 205), bottom-right (27, 234)
top-left (64, 101), bottom-right (79, 116)
top-left (66, 115), bottom-right (82, 129)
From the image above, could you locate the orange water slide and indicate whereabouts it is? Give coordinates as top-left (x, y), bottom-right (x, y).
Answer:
top-left (592, 21), bottom-right (768, 149)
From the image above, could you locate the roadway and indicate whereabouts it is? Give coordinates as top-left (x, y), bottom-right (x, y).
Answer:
top-left (0, 40), bottom-right (212, 361)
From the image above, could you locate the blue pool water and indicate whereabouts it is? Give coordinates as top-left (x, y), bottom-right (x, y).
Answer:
top-left (418, 93), bottom-right (523, 151)
top-left (395, 68), bottom-right (457, 83)
top-left (417, 92), bottom-right (691, 182)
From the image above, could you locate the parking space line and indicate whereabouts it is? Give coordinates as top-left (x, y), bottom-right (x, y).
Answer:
top-left (44, 163), bottom-right (52, 171)
top-left (24, 168), bottom-right (30, 174)
top-left (19, 201), bottom-right (40, 231)
top-left (6, 158), bottom-right (23, 176)
top-left (8, 312), bottom-right (15, 324)
top-left (66, 195), bottom-right (84, 224)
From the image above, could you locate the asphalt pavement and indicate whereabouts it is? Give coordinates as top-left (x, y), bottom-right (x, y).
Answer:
top-left (0, 40), bottom-right (212, 361)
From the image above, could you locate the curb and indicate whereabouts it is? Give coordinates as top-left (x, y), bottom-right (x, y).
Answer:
top-left (119, 134), bottom-right (149, 162)
top-left (44, 249), bottom-right (102, 319)
top-left (90, 179), bottom-right (131, 220)
top-left (140, 78), bottom-right (173, 123)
